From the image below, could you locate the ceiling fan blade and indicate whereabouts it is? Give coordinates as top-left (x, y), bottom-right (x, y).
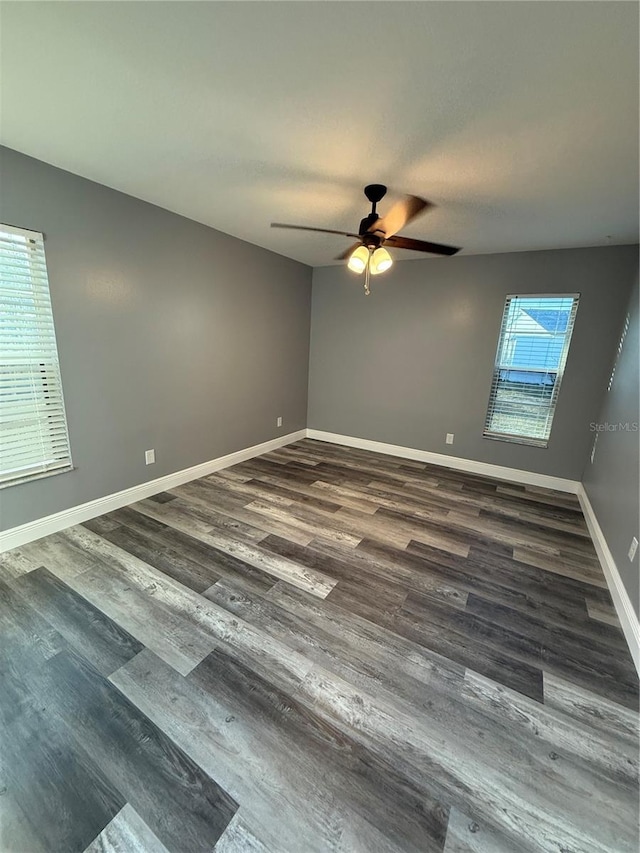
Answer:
top-left (335, 242), bottom-right (362, 261)
top-left (271, 223), bottom-right (361, 239)
top-left (385, 235), bottom-right (460, 256)
top-left (366, 195), bottom-right (431, 238)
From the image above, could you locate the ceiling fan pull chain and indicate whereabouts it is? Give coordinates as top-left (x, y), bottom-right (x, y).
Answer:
top-left (364, 261), bottom-right (371, 296)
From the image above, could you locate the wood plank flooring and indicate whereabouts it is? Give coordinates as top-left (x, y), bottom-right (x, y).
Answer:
top-left (1, 438), bottom-right (638, 852)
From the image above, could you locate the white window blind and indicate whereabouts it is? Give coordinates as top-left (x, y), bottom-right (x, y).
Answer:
top-left (483, 294), bottom-right (579, 447)
top-left (0, 223), bottom-right (72, 487)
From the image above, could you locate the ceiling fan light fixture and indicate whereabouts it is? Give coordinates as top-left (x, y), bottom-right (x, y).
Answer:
top-left (270, 184), bottom-right (461, 295)
top-left (370, 247), bottom-right (393, 275)
top-left (347, 245), bottom-right (370, 274)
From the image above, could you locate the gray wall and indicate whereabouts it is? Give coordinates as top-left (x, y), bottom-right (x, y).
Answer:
top-left (583, 277), bottom-right (639, 617)
top-left (308, 245), bottom-right (638, 480)
top-left (0, 146), bottom-right (312, 530)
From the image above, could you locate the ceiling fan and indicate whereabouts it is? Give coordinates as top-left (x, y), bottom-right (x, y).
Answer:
top-left (272, 184), bottom-right (460, 294)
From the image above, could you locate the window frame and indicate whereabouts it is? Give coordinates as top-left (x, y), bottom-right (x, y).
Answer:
top-left (483, 292), bottom-right (580, 448)
top-left (0, 222), bottom-right (73, 489)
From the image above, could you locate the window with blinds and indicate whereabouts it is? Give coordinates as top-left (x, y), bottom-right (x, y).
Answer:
top-left (483, 294), bottom-right (579, 447)
top-left (0, 224), bottom-right (72, 488)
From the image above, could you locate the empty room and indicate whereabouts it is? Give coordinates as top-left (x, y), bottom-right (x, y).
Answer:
top-left (0, 2), bottom-right (638, 852)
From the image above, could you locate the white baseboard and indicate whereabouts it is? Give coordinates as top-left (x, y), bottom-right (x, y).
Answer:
top-left (577, 485), bottom-right (640, 675)
top-left (0, 430), bottom-right (306, 553)
top-left (306, 429), bottom-right (581, 493)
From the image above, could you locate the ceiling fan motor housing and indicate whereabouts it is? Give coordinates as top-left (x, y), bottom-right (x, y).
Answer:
top-left (358, 213), bottom-right (383, 240)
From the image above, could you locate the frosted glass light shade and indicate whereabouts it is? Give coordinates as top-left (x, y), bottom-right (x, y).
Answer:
top-left (370, 247), bottom-right (393, 275)
top-left (347, 245), bottom-right (369, 274)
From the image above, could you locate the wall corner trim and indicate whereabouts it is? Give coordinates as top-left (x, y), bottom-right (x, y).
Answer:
top-left (306, 429), bottom-right (581, 492)
top-left (577, 485), bottom-right (640, 675)
top-left (0, 430), bottom-right (306, 553)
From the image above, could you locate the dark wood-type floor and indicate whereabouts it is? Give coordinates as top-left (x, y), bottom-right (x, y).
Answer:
top-left (1, 439), bottom-right (638, 852)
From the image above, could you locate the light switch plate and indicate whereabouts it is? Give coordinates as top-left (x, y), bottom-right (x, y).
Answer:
top-left (629, 537), bottom-right (638, 562)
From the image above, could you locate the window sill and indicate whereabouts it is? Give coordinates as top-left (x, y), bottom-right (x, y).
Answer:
top-left (482, 432), bottom-right (549, 449)
top-left (0, 464), bottom-right (75, 490)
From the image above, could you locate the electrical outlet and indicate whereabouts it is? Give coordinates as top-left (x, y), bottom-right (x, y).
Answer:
top-left (629, 537), bottom-right (638, 562)
top-left (590, 433), bottom-right (598, 464)
top-left (446, 433), bottom-right (454, 445)
top-left (276, 416), bottom-right (283, 428)
top-left (145, 449), bottom-right (155, 465)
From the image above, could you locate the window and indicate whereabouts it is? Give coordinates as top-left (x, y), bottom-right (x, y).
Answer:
top-left (484, 294), bottom-right (579, 447)
top-left (0, 224), bottom-right (72, 487)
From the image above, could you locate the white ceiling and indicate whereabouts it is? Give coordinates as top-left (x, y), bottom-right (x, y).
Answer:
top-left (1, 1), bottom-right (638, 267)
